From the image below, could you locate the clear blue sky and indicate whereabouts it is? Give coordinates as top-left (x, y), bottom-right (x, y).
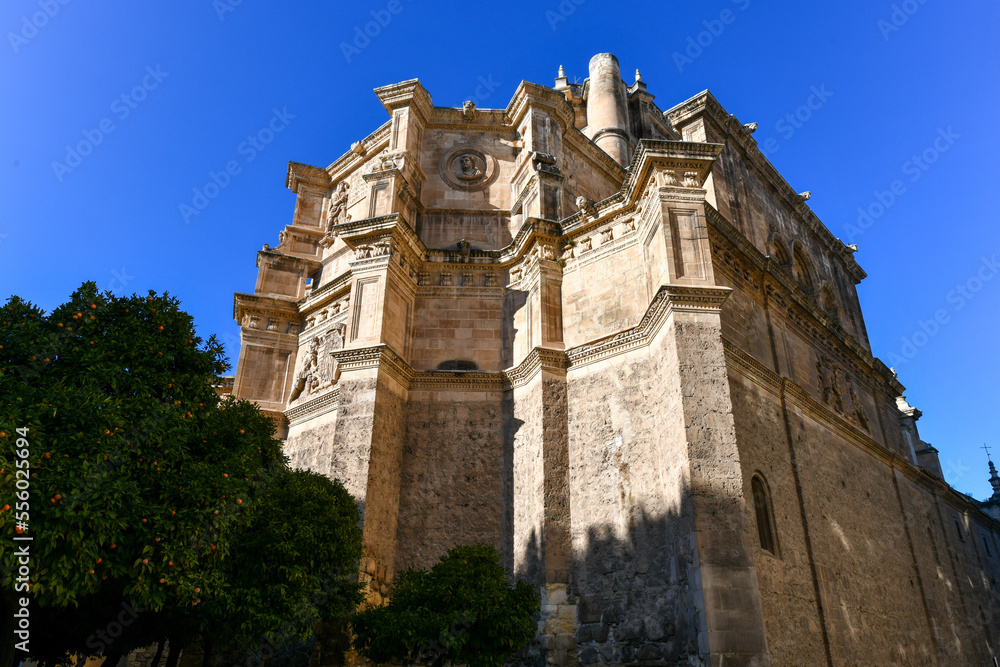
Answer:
top-left (2, 1), bottom-right (998, 499)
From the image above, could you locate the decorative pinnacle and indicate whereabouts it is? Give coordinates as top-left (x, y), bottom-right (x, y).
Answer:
top-left (986, 444), bottom-right (1000, 501)
top-left (635, 69), bottom-right (642, 83)
top-left (558, 65), bottom-right (565, 78)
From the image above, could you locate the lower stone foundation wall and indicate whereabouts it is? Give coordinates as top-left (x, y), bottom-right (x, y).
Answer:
top-left (395, 391), bottom-right (506, 571)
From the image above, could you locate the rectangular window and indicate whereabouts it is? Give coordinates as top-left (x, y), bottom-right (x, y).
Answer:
top-left (955, 519), bottom-right (965, 542)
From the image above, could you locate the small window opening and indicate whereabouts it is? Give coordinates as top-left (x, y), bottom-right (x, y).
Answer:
top-left (752, 475), bottom-right (777, 555)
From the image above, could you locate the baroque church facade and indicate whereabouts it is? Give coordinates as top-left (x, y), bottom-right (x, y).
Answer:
top-left (230, 53), bottom-right (1000, 666)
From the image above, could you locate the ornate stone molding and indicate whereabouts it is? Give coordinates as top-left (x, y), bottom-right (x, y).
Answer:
top-left (285, 387), bottom-right (339, 426)
top-left (566, 284), bottom-right (730, 369)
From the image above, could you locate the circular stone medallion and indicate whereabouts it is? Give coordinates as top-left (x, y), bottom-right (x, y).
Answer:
top-left (439, 147), bottom-right (497, 191)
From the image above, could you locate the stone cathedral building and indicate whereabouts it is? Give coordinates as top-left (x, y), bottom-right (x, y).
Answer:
top-left (230, 54), bottom-right (1000, 665)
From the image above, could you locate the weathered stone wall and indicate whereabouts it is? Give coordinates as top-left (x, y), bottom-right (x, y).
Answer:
top-left (395, 389), bottom-right (505, 571)
top-left (510, 373), bottom-right (546, 585)
top-left (566, 332), bottom-right (705, 665)
top-left (409, 292), bottom-right (504, 371)
top-left (727, 373), bottom-right (828, 666)
top-left (561, 239), bottom-right (647, 348)
top-left (363, 371), bottom-right (408, 575)
top-left (283, 408), bottom-right (338, 476)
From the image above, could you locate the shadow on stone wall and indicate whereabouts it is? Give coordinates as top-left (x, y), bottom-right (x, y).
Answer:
top-left (511, 502), bottom-right (708, 666)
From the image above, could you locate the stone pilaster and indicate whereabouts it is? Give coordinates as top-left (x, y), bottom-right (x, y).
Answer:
top-left (663, 285), bottom-right (770, 667)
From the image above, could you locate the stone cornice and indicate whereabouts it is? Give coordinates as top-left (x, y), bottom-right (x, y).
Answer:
top-left (255, 249), bottom-right (322, 273)
top-left (559, 139), bottom-right (724, 237)
top-left (286, 161), bottom-right (331, 193)
top-left (285, 387), bottom-right (339, 426)
top-left (325, 120), bottom-right (392, 178)
top-left (333, 212), bottom-right (427, 261)
top-left (232, 292), bottom-right (300, 323)
top-left (663, 90), bottom-right (866, 285)
top-left (373, 78), bottom-right (435, 124)
top-left (567, 285), bottom-right (730, 369)
top-left (705, 204), bottom-right (905, 399)
top-left (300, 271), bottom-right (353, 312)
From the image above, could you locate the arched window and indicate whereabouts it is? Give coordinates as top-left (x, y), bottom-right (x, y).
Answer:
top-left (752, 474), bottom-right (778, 555)
top-left (770, 238), bottom-right (790, 267)
top-left (793, 248), bottom-right (815, 293)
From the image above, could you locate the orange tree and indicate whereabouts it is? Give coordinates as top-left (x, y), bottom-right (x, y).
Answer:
top-left (352, 545), bottom-right (540, 667)
top-left (0, 283), bottom-right (362, 667)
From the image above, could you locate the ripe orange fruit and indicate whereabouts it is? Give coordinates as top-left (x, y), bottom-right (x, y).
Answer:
top-left (0, 504), bottom-right (9, 512)
top-left (54, 493), bottom-right (61, 501)
top-left (160, 578), bottom-right (165, 584)
top-left (158, 326), bottom-right (164, 331)
top-left (90, 304), bottom-right (96, 309)
top-left (238, 430), bottom-right (244, 435)
top-left (96, 558), bottom-right (102, 563)
top-left (142, 559), bottom-right (148, 564)
top-left (236, 499), bottom-right (242, 504)
top-left (110, 544), bottom-right (116, 549)
top-left (88, 569), bottom-right (94, 574)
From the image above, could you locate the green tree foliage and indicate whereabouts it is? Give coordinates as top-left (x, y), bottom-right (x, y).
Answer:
top-left (352, 545), bottom-right (540, 667)
top-left (0, 283), bottom-right (362, 667)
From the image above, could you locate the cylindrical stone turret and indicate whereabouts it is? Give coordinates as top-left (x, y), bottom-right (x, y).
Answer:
top-left (586, 53), bottom-right (631, 166)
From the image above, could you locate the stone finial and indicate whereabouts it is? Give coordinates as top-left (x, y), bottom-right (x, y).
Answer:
top-left (989, 460), bottom-right (1000, 501)
top-left (555, 65), bottom-right (569, 90)
top-left (635, 69), bottom-right (642, 83)
top-left (743, 122), bottom-right (758, 133)
top-left (799, 191), bottom-right (812, 202)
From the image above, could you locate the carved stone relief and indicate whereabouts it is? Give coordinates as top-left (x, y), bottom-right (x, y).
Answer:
top-left (439, 147), bottom-right (497, 191)
top-left (816, 354), bottom-right (869, 431)
top-left (289, 324), bottom-right (347, 403)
